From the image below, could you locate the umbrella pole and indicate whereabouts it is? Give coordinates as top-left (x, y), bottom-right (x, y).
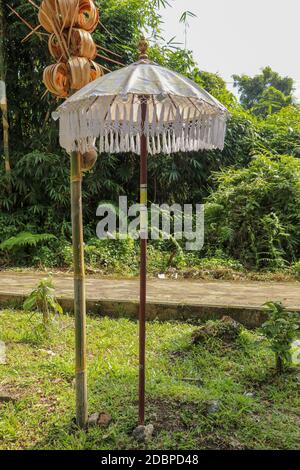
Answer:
top-left (71, 151), bottom-right (88, 429)
top-left (139, 99), bottom-right (148, 426)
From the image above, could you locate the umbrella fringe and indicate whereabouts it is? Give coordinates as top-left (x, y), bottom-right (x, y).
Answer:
top-left (58, 104), bottom-right (226, 155)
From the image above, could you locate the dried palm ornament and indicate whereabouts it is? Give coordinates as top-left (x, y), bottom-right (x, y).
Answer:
top-left (39, 0), bottom-right (102, 96)
top-left (9, 0), bottom-right (124, 100)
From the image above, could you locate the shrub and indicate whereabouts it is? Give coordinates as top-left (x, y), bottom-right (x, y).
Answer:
top-left (261, 302), bottom-right (299, 374)
top-left (23, 277), bottom-right (63, 328)
top-left (205, 154), bottom-right (300, 269)
top-left (292, 261), bottom-right (300, 278)
top-left (0, 232), bottom-right (57, 266)
top-left (0, 232), bottom-right (56, 251)
top-left (84, 237), bottom-right (137, 273)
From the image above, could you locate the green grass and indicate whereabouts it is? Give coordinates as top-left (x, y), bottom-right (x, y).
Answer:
top-left (0, 310), bottom-right (299, 450)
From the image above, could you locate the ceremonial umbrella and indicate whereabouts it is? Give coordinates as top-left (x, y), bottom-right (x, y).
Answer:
top-left (53, 37), bottom-right (228, 426)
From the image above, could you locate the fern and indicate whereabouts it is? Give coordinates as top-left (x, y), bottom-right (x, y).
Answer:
top-left (0, 232), bottom-right (56, 251)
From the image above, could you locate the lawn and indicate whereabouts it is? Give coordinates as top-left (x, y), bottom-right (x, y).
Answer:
top-left (0, 309), bottom-right (299, 450)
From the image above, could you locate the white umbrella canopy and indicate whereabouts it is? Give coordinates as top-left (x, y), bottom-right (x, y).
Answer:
top-left (53, 58), bottom-right (228, 156)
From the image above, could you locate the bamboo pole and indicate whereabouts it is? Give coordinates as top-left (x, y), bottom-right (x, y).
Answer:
top-left (70, 150), bottom-right (88, 428)
top-left (0, 0), bottom-right (10, 172)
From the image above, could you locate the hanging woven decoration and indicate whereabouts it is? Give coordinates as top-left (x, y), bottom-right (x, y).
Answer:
top-left (43, 63), bottom-right (69, 97)
top-left (69, 29), bottom-right (97, 60)
top-left (68, 57), bottom-right (102, 90)
top-left (77, 0), bottom-right (99, 32)
top-left (35, 0), bottom-right (104, 97)
top-left (39, 0), bottom-right (99, 33)
top-left (39, 0), bottom-right (79, 33)
top-left (9, 0), bottom-right (125, 99)
top-left (48, 33), bottom-right (66, 60)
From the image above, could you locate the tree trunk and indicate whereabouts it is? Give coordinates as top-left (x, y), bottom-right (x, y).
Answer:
top-left (276, 354), bottom-right (283, 374)
top-left (0, 0), bottom-right (10, 172)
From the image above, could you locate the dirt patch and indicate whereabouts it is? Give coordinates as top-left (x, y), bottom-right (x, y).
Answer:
top-left (197, 434), bottom-right (246, 450)
top-left (147, 397), bottom-right (201, 433)
top-left (0, 382), bottom-right (26, 403)
top-left (192, 316), bottom-right (243, 344)
top-left (147, 397), bottom-right (246, 450)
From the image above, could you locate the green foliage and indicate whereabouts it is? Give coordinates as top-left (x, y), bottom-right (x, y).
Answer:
top-left (23, 277), bottom-right (63, 327)
top-left (84, 236), bottom-right (138, 274)
top-left (292, 261), bottom-right (300, 278)
top-left (0, 230), bottom-right (56, 267)
top-left (261, 302), bottom-right (299, 373)
top-left (260, 105), bottom-right (300, 156)
top-left (179, 11), bottom-right (197, 23)
top-left (195, 71), bottom-right (238, 110)
top-left (233, 66), bottom-right (294, 117)
top-left (252, 86), bottom-right (291, 116)
top-left (205, 154), bottom-right (300, 269)
top-left (0, 232), bottom-right (56, 251)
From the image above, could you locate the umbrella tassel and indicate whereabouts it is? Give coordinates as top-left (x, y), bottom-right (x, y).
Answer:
top-left (130, 135), bottom-right (135, 153)
top-left (115, 131), bottom-right (120, 153)
top-left (147, 136), bottom-right (152, 155)
top-left (162, 132), bottom-right (168, 153)
top-left (151, 135), bottom-right (156, 155)
top-left (110, 130), bottom-right (114, 153)
top-left (156, 134), bottom-right (161, 154)
top-left (167, 130), bottom-right (171, 154)
top-left (172, 131), bottom-right (177, 153)
top-left (152, 101), bottom-right (157, 135)
top-left (136, 134), bottom-right (141, 155)
top-left (124, 134), bottom-right (129, 152)
top-left (99, 135), bottom-right (104, 153)
top-left (200, 118), bottom-right (206, 142)
top-left (119, 133), bottom-right (124, 152)
top-left (105, 131), bottom-right (110, 153)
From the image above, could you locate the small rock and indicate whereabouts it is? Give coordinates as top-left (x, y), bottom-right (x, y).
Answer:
top-left (52, 378), bottom-right (62, 384)
top-left (182, 377), bottom-right (203, 386)
top-left (0, 341), bottom-right (6, 364)
top-left (98, 412), bottom-right (112, 426)
top-left (205, 400), bottom-right (220, 415)
top-left (87, 412), bottom-right (99, 427)
top-left (0, 393), bottom-right (16, 404)
top-left (38, 349), bottom-right (56, 357)
top-left (68, 417), bottom-right (78, 434)
top-left (133, 424), bottom-right (154, 442)
top-left (244, 391), bottom-right (255, 398)
top-left (88, 412), bottom-right (112, 428)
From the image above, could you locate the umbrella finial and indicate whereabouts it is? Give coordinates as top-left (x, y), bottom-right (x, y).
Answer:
top-left (138, 35), bottom-right (149, 60)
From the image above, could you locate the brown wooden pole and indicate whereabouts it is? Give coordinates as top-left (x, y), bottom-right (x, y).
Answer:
top-left (139, 99), bottom-right (148, 426)
top-left (71, 150), bottom-right (88, 429)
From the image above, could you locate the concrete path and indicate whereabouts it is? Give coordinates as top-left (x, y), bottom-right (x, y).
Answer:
top-left (0, 272), bottom-right (299, 327)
